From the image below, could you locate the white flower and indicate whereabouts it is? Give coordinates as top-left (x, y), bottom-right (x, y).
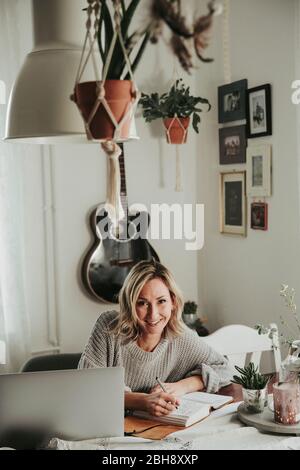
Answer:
top-left (257, 284), bottom-right (300, 347)
top-left (280, 284), bottom-right (289, 296)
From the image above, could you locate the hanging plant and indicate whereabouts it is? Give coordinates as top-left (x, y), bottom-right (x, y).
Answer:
top-left (71, 0), bottom-right (141, 142)
top-left (139, 79), bottom-right (211, 144)
top-left (71, 0), bottom-right (220, 142)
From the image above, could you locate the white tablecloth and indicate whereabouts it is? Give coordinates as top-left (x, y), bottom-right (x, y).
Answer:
top-left (47, 403), bottom-right (300, 450)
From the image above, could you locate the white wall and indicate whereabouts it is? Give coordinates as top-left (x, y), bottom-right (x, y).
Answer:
top-left (0, 1), bottom-right (201, 357)
top-left (2, 0), bottom-right (300, 364)
top-left (197, 0), bottom-right (300, 341)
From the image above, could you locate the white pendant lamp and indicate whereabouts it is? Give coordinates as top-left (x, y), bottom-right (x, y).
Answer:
top-left (4, 0), bottom-right (97, 144)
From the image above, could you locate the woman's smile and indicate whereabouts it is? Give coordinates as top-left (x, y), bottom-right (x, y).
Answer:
top-left (135, 278), bottom-right (174, 348)
top-left (145, 318), bottom-right (163, 327)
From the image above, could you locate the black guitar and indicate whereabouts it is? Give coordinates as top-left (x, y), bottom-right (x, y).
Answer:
top-left (81, 144), bottom-right (160, 303)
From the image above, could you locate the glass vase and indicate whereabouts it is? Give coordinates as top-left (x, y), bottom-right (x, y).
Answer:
top-left (280, 340), bottom-right (300, 383)
top-left (242, 387), bottom-right (267, 413)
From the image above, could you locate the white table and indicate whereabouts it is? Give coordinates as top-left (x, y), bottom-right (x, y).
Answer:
top-left (47, 403), bottom-right (300, 450)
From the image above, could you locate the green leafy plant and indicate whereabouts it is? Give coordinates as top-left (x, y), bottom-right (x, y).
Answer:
top-left (183, 301), bottom-right (198, 315)
top-left (97, 0), bottom-right (150, 79)
top-left (231, 363), bottom-right (270, 390)
top-left (139, 79), bottom-right (211, 133)
top-left (93, 0), bottom-right (219, 79)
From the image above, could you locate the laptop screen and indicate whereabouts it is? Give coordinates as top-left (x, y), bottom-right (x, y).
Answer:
top-left (0, 367), bottom-right (124, 449)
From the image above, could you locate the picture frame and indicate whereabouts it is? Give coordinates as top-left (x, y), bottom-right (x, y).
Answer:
top-left (219, 125), bottom-right (247, 165)
top-left (247, 84), bottom-right (272, 138)
top-left (220, 171), bottom-right (247, 236)
top-left (218, 79), bottom-right (248, 123)
top-left (250, 202), bottom-right (268, 231)
top-left (246, 144), bottom-right (272, 197)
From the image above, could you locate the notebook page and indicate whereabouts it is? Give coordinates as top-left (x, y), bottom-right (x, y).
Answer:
top-left (169, 399), bottom-right (206, 418)
top-left (184, 392), bottom-right (233, 409)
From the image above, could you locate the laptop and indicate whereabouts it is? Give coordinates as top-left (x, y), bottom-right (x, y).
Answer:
top-left (0, 367), bottom-right (124, 449)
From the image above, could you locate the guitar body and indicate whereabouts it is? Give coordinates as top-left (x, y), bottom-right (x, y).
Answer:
top-left (81, 204), bottom-right (160, 303)
top-left (81, 143), bottom-right (160, 303)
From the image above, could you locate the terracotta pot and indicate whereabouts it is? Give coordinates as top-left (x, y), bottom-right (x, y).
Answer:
top-left (73, 80), bottom-right (136, 141)
top-left (163, 117), bottom-right (190, 144)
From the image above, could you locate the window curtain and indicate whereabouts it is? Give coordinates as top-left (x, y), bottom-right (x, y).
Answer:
top-left (296, 0), bottom-right (300, 225)
top-left (0, 0), bottom-right (32, 372)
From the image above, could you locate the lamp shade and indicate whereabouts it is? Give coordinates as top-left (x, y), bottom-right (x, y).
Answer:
top-left (4, 0), bottom-right (98, 144)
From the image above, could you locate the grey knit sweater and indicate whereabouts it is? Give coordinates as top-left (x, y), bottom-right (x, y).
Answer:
top-left (78, 310), bottom-right (233, 393)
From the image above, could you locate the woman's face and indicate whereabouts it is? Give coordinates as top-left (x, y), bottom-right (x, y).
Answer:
top-left (135, 278), bottom-right (174, 338)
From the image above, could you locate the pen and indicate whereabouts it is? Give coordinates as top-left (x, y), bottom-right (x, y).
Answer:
top-left (156, 376), bottom-right (178, 409)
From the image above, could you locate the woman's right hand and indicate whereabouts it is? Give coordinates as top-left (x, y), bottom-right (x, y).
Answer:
top-left (143, 391), bottom-right (180, 417)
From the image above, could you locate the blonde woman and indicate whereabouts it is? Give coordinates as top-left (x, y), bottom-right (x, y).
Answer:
top-left (78, 260), bottom-right (233, 417)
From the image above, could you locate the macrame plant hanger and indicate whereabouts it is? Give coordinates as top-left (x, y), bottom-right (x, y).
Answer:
top-left (164, 60), bottom-right (188, 192)
top-left (73, 0), bottom-right (140, 142)
top-left (73, 0), bottom-right (141, 230)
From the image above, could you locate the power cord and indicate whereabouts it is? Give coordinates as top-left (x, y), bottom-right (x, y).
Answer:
top-left (125, 424), bottom-right (165, 437)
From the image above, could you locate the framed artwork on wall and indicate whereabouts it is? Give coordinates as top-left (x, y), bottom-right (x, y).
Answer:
top-left (251, 202), bottom-right (268, 231)
top-left (218, 79), bottom-right (248, 123)
top-left (220, 171), bottom-right (247, 236)
top-left (219, 125), bottom-right (247, 164)
top-left (246, 144), bottom-right (272, 197)
top-left (247, 84), bottom-right (272, 138)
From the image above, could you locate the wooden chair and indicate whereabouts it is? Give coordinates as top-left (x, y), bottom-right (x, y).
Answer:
top-left (201, 323), bottom-right (281, 374)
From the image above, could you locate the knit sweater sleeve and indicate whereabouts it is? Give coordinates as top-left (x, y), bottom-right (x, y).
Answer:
top-left (177, 328), bottom-right (234, 393)
top-left (77, 311), bottom-right (119, 369)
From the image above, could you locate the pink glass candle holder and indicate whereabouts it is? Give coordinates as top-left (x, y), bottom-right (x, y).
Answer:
top-left (272, 382), bottom-right (300, 425)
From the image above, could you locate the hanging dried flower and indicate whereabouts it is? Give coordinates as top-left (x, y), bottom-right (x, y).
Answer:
top-left (147, 0), bottom-right (220, 72)
top-left (151, 0), bottom-right (193, 40)
top-left (193, 9), bottom-right (214, 63)
top-left (170, 35), bottom-right (193, 74)
top-left (149, 20), bottom-right (164, 44)
top-left (96, 0), bottom-right (222, 78)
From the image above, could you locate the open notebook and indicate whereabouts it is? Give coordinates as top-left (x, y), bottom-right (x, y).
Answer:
top-left (133, 392), bottom-right (233, 427)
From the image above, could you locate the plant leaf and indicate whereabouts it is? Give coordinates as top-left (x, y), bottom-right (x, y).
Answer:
top-left (124, 31), bottom-right (150, 79)
top-left (192, 112), bottom-right (200, 133)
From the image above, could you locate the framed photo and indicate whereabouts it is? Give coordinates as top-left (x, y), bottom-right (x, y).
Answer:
top-left (218, 79), bottom-right (248, 123)
top-left (251, 202), bottom-right (268, 231)
top-left (219, 125), bottom-right (247, 165)
top-left (247, 84), bottom-right (272, 138)
top-left (247, 144), bottom-right (272, 197)
top-left (220, 171), bottom-right (247, 236)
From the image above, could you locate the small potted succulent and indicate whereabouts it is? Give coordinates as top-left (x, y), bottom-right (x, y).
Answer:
top-left (139, 79), bottom-right (211, 144)
top-left (182, 301), bottom-right (209, 336)
top-left (182, 301), bottom-right (198, 326)
top-left (231, 363), bottom-right (270, 413)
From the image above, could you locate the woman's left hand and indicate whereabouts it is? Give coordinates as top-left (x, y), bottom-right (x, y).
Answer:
top-left (150, 381), bottom-right (187, 397)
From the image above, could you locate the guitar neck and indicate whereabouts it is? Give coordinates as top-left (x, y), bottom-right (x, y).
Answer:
top-left (118, 143), bottom-right (128, 215)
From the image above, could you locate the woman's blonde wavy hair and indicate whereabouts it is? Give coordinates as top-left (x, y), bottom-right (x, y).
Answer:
top-left (110, 260), bottom-right (184, 342)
